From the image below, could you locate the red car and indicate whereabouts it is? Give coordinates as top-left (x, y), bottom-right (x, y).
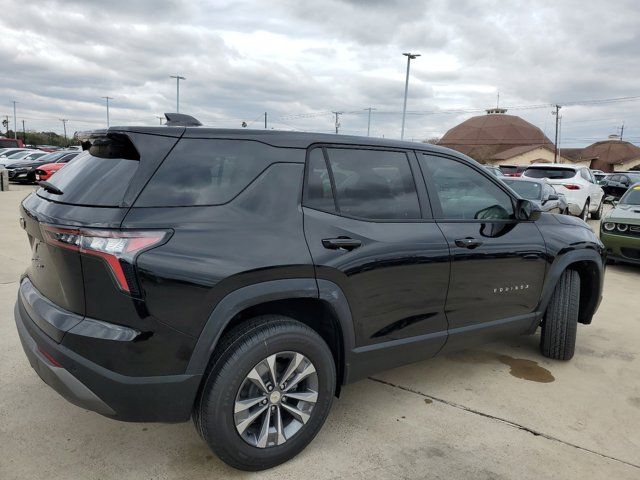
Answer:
top-left (34, 151), bottom-right (81, 181)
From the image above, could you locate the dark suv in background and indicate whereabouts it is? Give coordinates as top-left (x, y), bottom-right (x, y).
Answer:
top-left (15, 114), bottom-right (605, 470)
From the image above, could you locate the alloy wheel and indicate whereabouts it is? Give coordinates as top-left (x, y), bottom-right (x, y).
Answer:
top-left (233, 351), bottom-right (319, 448)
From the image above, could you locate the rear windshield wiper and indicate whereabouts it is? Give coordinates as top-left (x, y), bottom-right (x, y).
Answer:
top-left (39, 181), bottom-right (63, 195)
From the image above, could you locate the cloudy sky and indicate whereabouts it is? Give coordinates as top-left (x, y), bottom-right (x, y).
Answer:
top-left (1, 0), bottom-right (639, 146)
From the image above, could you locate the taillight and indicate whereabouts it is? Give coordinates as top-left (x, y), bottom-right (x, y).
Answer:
top-left (563, 184), bottom-right (581, 190)
top-left (42, 225), bottom-right (170, 294)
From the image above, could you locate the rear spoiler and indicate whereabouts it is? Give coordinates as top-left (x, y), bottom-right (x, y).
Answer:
top-left (74, 131), bottom-right (139, 160)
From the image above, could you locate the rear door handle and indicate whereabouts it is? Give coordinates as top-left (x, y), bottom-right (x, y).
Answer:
top-left (322, 237), bottom-right (362, 251)
top-left (454, 237), bottom-right (483, 249)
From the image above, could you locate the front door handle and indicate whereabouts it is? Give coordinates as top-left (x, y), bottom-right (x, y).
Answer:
top-left (322, 237), bottom-right (362, 251)
top-left (454, 237), bottom-right (483, 249)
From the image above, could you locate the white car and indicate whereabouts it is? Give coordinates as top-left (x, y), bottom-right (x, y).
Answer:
top-left (522, 164), bottom-right (604, 221)
top-left (0, 147), bottom-right (34, 158)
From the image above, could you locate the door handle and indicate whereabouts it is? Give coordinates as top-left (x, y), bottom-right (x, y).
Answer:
top-left (454, 237), bottom-right (483, 249)
top-left (322, 237), bottom-right (362, 251)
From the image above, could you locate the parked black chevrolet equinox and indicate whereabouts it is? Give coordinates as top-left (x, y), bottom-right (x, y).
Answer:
top-left (15, 113), bottom-right (605, 470)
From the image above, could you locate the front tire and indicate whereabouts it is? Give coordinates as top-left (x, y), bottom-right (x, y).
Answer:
top-left (195, 316), bottom-right (336, 471)
top-left (540, 269), bottom-right (580, 360)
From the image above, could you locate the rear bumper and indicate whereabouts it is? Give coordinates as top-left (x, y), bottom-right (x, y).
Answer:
top-left (14, 293), bottom-right (202, 423)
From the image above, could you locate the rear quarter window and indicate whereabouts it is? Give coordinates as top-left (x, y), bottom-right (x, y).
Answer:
top-left (135, 139), bottom-right (300, 207)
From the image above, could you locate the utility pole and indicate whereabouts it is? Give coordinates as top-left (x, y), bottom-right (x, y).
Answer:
top-left (552, 104), bottom-right (561, 163)
top-left (401, 52), bottom-right (420, 140)
top-left (22, 120), bottom-right (26, 144)
top-left (264, 112), bottom-right (267, 129)
top-left (102, 96), bottom-right (113, 127)
top-left (620, 122), bottom-right (625, 140)
top-left (170, 75), bottom-right (186, 112)
top-left (12, 100), bottom-right (18, 139)
top-left (365, 107), bottom-right (376, 136)
top-left (60, 119), bottom-right (68, 143)
top-left (155, 115), bottom-right (164, 125)
top-left (332, 111), bottom-right (342, 134)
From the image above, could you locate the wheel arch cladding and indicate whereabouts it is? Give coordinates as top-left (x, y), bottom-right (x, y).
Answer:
top-left (186, 279), bottom-right (356, 390)
top-left (538, 250), bottom-right (603, 327)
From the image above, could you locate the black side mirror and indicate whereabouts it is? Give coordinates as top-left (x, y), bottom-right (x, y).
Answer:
top-left (548, 194), bottom-right (559, 201)
top-left (516, 199), bottom-right (541, 221)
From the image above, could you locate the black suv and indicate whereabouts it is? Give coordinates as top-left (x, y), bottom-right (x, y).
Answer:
top-left (15, 114), bottom-right (605, 470)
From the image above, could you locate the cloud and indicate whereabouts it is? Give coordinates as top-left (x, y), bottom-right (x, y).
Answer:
top-left (0, 0), bottom-right (638, 145)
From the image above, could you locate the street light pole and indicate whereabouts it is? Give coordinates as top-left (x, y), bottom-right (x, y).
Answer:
top-left (12, 101), bottom-right (18, 139)
top-left (364, 107), bottom-right (376, 136)
top-left (400, 53), bottom-right (420, 140)
top-left (552, 104), bottom-right (562, 163)
top-left (170, 75), bottom-right (186, 112)
top-left (102, 96), bottom-right (113, 127)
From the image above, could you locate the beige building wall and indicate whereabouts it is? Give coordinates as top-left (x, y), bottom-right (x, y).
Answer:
top-left (487, 147), bottom-right (582, 166)
top-left (612, 158), bottom-right (640, 171)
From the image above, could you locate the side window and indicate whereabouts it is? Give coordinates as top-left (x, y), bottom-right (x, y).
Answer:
top-left (609, 174), bottom-right (621, 183)
top-left (304, 148), bottom-right (335, 212)
top-left (580, 169), bottom-right (592, 182)
top-left (420, 155), bottom-right (514, 220)
top-left (325, 148), bottom-right (421, 220)
top-left (621, 175), bottom-right (630, 186)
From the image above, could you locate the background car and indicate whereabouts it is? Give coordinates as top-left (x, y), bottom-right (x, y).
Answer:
top-left (600, 183), bottom-right (640, 265)
top-left (502, 177), bottom-right (568, 214)
top-left (499, 165), bottom-right (527, 177)
top-left (6, 151), bottom-right (47, 162)
top-left (591, 169), bottom-right (609, 184)
top-left (484, 165), bottom-right (505, 177)
top-left (521, 164), bottom-right (604, 220)
top-left (34, 151), bottom-right (82, 181)
top-left (600, 171), bottom-right (640, 201)
top-left (0, 148), bottom-right (35, 160)
top-left (4, 151), bottom-right (77, 183)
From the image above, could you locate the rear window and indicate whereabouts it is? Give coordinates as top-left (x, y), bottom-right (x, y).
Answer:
top-left (523, 167), bottom-right (576, 179)
top-left (38, 152), bottom-right (139, 206)
top-left (135, 139), bottom-right (299, 207)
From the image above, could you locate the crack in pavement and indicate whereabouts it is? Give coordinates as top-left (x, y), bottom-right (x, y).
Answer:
top-left (369, 376), bottom-right (640, 470)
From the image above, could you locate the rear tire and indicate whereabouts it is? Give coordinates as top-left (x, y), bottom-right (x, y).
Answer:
top-left (194, 315), bottom-right (336, 471)
top-left (540, 269), bottom-right (580, 360)
top-left (591, 199), bottom-right (603, 220)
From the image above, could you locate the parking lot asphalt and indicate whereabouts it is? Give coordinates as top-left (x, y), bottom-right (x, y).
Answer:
top-left (0, 184), bottom-right (639, 480)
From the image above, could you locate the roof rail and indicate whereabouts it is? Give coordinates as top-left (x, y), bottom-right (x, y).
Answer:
top-left (164, 113), bottom-right (202, 127)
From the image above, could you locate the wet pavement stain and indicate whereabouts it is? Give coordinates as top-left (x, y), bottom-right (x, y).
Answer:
top-left (498, 355), bottom-right (555, 383)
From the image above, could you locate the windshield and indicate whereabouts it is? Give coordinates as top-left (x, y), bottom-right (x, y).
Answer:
top-left (35, 151), bottom-right (69, 164)
top-left (6, 151), bottom-right (36, 159)
top-left (503, 180), bottom-right (541, 200)
top-left (1, 149), bottom-right (25, 158)
top-left (23, 152), bottom-right (46, 161)
top-left (524, 167), bottom-right (576, 179)
top-left (620, 186), bottom-right (640, 205)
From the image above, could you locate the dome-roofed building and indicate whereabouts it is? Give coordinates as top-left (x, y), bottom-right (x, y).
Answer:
top-left (579, 135), bottom-right (640, 172)
top-left (438, 108), bottom-right (585, 166)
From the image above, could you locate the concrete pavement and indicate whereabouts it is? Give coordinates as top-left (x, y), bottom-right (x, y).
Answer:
top-left (0, 184), bottom-right (638, 479)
